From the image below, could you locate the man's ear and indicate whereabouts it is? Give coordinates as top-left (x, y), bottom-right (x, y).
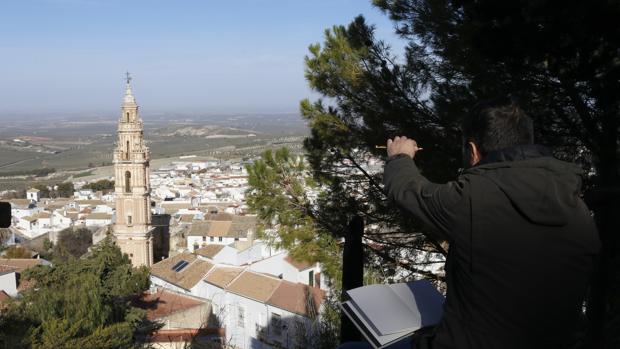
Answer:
top-left (468, 141), bottom-right (482, 166)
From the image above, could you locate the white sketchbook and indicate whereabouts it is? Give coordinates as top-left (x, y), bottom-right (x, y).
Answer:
top-left (340, 279), bottom-right (444, 348)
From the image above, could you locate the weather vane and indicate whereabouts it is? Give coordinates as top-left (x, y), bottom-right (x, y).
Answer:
top-left (125, 71), bottom-right (132, 85)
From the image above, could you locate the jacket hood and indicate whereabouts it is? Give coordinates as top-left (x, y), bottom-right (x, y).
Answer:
top-left (465, 145), bottom-right (583, 226)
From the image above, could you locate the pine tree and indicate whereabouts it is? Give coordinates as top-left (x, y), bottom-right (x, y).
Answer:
top-left (0, 238), bottom-right (150, 349)
top-left (301, 0), bottom-right (620, 345)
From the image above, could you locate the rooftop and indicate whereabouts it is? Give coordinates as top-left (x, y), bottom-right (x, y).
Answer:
top-left (227, 270), bottom-right (281, 303)
top-left (150, 253), bottom-right (214, 291)
top-left (0, 258), bottom-right (48, 273)
top-left (134, 288), bottom-right (207, 321)
top-left (187, 215), bottom-right (256, 238)
top-left (85, 212), bottom-right (113, 220)
top-left (203, 266), bottom-right (244, 288)
top-left (194, 245), bottom-right (226, 259)
top-left (267, 280), bottom-right (325, 317)
top-left (285, 255), bottom-right (315, 271)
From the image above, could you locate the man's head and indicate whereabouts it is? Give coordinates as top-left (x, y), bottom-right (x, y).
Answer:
top-left (461, 98), bottom-right (534, 166)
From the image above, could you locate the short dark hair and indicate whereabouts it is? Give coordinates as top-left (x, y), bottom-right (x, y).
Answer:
top-left (462, 98), bottom-right (534, 155)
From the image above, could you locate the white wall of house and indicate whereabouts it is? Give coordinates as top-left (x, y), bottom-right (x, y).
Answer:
top-left (51, 211), bottom-right (73, 229)
top-left (12, 207), bottom-right (40, 219)
top-left (188, 236), bottom-right (208, 252)
top-left (249, 253), bottom-right (298, 282)
top-left (84, 218), bottom-right (112, 226)
top-left (0, 271), bottom-right (17, 297)
top-left (191, 279), bottom-right (211, 299)
top-left (211, 246), bottom-right (237, 265)
top-left (203, 281), bottom-right (229, 308)
top-left (16, 217), bottom-right (36, 231)
top-left (94, 205), bottom-right (114, 214)
top-left (188, 236), bottom-right (246, 251)
top-left (150, 275), bottom-right (191, 295)
top-left (204, 284), bottom-right (315, 349)
top-left (16, 218), bottom-right (49, 238)
top-left (248, 253), bottom-right (325, 290)
top-left (26, 191), bottom-right (39, 202)
top-left (237, 243), bottom-right (265, 266)
top-left (38, 217), bottom-right (52, 229)
top-left (224, 292), bottom-right (271, 349)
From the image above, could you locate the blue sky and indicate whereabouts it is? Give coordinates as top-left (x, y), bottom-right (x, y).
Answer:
top-left (0, 0), bottom-right (402, 115)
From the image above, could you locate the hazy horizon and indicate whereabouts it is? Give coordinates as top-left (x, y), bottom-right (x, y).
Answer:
top-left (0, 0), bottom-right (402, 116)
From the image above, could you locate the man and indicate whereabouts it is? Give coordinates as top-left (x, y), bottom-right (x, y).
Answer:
top-left (383, 100), bottom-right (600, 349)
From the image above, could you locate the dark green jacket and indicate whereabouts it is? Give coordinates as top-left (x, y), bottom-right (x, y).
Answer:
top-left (383, 145), bottom-right (600, 349)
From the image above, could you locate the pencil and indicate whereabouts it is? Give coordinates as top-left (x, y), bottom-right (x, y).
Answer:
top-left (375, 145), bottom-right (423, 150)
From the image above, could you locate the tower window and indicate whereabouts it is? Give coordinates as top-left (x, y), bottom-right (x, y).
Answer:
top-left (125, 140), bottom-right (130, 160)
top-left (127, 215), bottom-right (132, 224)
top-left (125, 171), bottom-right (131, 193)
top-left (126, 112), bottom-right (129, 120)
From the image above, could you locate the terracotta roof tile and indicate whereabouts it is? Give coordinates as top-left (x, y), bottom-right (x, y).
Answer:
top-left (160, 202), bottom-right (192, 212)
top-left (267, 280), bottom-right (325, 317)
top-left (0, 290), bottom-right (10, 302)
top-left (134, 288), bottom-right (207, 321)
top-left (194, 245), bottom-right (226, 259)
top-left (203, 213), bottom-right (233, 221)
top-left (36, 212), bottom-right (52, 219)
top-left (178, 214), bottom-right (195, 223)
top-left (207, 221), bottom-right (232, 237)
top-left (85, 212), bottom-right (112, 220)
top-left (146, 328), bottom-right (225, 343)
top-left (8, 199), bottom-right (32, 207)
top-left (227, 271), bottom-right (281, 303)
top-left (188, 222), bottom-right (210, 236)
top-left (151, 253), bottom-right (215, 290)
top-left (0, 265), bottom-right (15, 275)
top-left (76, 199), bottom-right (105, 206)
top-left (284, 256), bottom-right (314, 271)
top-left (204, 266), bottom-right (243, 288)
top-left (0, 259), bottom-right (46, 273)
top-left (187, 215), bottom-right (256, 238)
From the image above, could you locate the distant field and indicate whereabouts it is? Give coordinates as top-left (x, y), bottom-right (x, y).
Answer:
top-left (0, 113), bottom-right (308, 192)
top-left (0, 147), bottom-right (48, 169)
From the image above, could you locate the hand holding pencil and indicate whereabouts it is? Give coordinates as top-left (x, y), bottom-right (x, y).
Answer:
top-left (382, 136), bottom-right (423, 159)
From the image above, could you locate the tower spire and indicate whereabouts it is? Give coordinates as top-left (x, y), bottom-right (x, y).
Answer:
top-left (123, 71), bottom-right (137, 107)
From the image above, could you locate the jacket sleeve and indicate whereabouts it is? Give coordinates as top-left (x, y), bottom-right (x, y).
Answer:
top-left (383, 154), bottom-right (468, 242)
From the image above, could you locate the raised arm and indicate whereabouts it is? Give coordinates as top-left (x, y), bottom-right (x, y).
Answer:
top-left (383, 137), bottom-right (468, 242)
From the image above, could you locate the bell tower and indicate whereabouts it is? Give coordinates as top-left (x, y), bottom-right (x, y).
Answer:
top-left (113, 73), bottom-right (154, 267)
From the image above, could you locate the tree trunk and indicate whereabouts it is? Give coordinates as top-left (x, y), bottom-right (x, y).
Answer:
top-left (340, 215), bottom-right (364, 344)
top-left (585, 154), bottom-right (620, 347)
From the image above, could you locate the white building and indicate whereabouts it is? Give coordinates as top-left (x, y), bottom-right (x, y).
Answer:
top-left (150, 252), bottom-right (216, 296)
top-left (0, 267), bottom-right (17, 297)
top-left (203, 267), bottom-right (324, 349)
top-left (83, 212), bottom-right (113, 227)
top-left (149, 254), bottom-right (326, 349)
top-left (26, 188), bottom-right (40, 202)
top-left (250, 252), bottom-right (327, 290)
top-left (0, 258), bottom-right (51, 297)
top-left (186, 214), bottom-right (257, 250)
top-left (194, 241), bottom-right (266, 266)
